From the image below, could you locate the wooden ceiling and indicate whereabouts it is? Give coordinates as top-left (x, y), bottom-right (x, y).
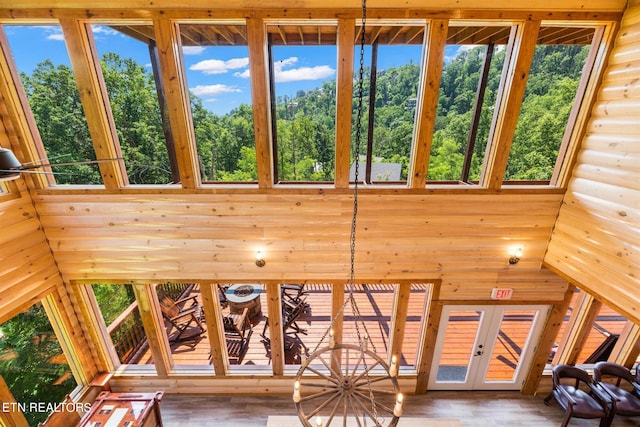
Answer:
top-left (110, 23), bottom-right (596, 47)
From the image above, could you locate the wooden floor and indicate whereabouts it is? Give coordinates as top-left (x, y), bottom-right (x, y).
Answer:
top-left (133, 284), bottom-right (630, 374)
top-left (158, 391), bottom-right (640, 426)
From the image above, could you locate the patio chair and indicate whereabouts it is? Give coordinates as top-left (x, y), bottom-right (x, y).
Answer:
top-left (159, 295), bottom-right (205, 342)
top-left (544, 364), bottom-right (613, 427)
top-left (593, 362), bottom-right (640, 422)
top-left (281, 284), bottom-right (309, 310)
top-left (260, 296), bottom-right (308, 349)
top-left (223, 307), bottom-right (253, 361)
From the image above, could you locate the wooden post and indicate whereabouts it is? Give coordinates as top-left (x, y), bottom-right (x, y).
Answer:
top-left (200, 283), bottom-right (227, 375)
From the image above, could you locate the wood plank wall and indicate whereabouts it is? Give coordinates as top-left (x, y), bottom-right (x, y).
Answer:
top-left (544, 0), bottom-right (640, 324)
top-left (28, 191), bottom-right (570, 303)
top-left (0, 114), bottom-right (63, 324)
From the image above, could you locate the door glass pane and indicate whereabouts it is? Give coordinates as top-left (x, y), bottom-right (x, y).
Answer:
top-left (484, 309), bottom-right (537, 381)
top-left (435, 310), bottom-right (482, 382)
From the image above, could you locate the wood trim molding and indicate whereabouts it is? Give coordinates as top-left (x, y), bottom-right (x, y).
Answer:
top-left (247, 18), bottom-right (274, 189)
top-left (152, 18), bottom-right (200, 189)
top-left (59, 18), bottom-right (127, 189)
top-left (334, 19), bottom-right (356, 189)
top-left (410, 20), bottom-right (447, 188)
top-left (481, 20), bottom-right (540, 189)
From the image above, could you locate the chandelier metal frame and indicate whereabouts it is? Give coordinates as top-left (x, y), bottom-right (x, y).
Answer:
top-left (293, 0), bottom-right (403, 425)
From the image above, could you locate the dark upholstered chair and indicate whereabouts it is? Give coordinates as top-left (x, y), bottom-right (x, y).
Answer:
top-left (593, 362), bottom-right (640, 423)
top-left (544, 364), bottom-right (612, 427)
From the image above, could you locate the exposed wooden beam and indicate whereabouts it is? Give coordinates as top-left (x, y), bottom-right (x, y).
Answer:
top-left (60, 18), bottom-right (127, 189)
top-left (133, 284), bottom-right (171, 376)
top-left (415, 281), bottom-right (440, 393)
top-left (247, 18), bottom-right (274, 188)
top-left (331, 283), bottom-right (345, 373)
top-left (0, 375), bottom-right (29, 427)
top-left (152, 18), bottom-right (200, 188)
top-left (0, 27), bottom-right (51, 188)
top-left (200, 283), bottom-right (227, 375)
top-left (389, 282), bottom-right (411, 366)
top-left (266, 282), bottom-right (284, 375)
top-left (410, 20), bottom-right (448, 188)
top-left (334, 18), bottom-right (355, 189)
top-left (481, 20), bottom-right (540, 189)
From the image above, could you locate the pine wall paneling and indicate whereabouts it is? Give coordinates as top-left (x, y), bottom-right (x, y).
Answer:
top-left (544, 1), bottom-right (640, 324)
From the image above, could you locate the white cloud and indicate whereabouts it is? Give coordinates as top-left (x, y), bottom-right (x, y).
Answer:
top-left (35, 26), bottom-right (64, 41)
top-left (235, 56), bottom-right (335, 83)
top-left (47, 32), bottom-right (65, 41)
top-left (190, 84), bottom-right (241, 97)
top-left (91, 26), bottom-right (120, 37)
top-left (189, 57), bottom-right (249, 75)
top-left (183, 46), bottom-right (206, 56)
top-left (275, 64), bottom-right (335, 83)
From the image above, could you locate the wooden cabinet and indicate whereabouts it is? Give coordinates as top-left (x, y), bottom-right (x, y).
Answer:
top-left (78, 391), bottom-right (164, 427)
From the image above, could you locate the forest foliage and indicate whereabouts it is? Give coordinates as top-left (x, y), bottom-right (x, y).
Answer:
top-left (19, 42), bottom-right (588, 185)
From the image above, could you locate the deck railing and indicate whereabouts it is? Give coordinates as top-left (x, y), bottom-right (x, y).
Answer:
top-left (105, 283), bottom-right (194, 363)
top-left (106, 301), bottom-right (146, 363)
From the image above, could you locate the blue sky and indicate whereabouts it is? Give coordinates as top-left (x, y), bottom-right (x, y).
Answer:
top-left (4, 25), bottom-right (464, 116)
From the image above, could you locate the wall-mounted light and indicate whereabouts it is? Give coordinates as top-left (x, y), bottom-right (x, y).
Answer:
top-left (508, 247), bottom-right (523, 264)
top-left (255, 251), bottom-right (265, 267)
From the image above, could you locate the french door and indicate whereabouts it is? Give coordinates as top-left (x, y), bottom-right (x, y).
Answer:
top-left (428, 305), bottom-right (548, 390)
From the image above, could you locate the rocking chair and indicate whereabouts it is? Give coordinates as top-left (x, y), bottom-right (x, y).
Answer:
top-left (159, 295), bottom-right (205, 342)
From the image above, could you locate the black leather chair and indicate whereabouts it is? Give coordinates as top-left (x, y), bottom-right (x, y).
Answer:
top-left (593, 362), bottom-right (640, 423)
top-left (544, 364), bottom-right (613, 427)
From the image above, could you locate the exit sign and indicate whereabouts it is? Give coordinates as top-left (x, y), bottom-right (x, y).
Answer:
top-left (491, 288), bottom-right (513, 300)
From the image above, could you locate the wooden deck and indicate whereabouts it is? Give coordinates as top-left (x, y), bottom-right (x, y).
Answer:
top-left (131, 284), bottom-right (628, 375)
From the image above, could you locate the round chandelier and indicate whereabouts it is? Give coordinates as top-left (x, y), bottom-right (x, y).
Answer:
top-left (292, 0), bottom-right (404, 425)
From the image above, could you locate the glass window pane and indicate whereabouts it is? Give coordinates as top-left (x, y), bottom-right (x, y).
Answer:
top-left (4, 25), bottom-right (100, 185)
top-left (180, 23), bottom-right (255, 183)
top-left (222, 283), bottom-right (270, 370)
top-left (270, 24), bottom-right (337, 183)
top-left (429, 25), bottom-right (510, 182)
top-left (92, 283), bottom-right (155, 369)
top-left (0, 302), bottom-right (77, 426)
top-left (156, 283), bottom-right (211, 368)
top-left (352, 23), bottom-right (426, 185)
top-left (505, 26), bottom-right (595, 182)
top-left (577, 301), bottom-right (628, 364)
top-left (400, 283), bottom-right (431, 368)
top-left (282, 284), bottom-right (331, 369)
top-left (91, 24), bottom-right (174, 184)
top-left (342, 284), bottom-right (394, 362)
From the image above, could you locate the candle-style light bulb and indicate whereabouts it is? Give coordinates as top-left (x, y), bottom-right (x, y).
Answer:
top-left (293, 380), bottom-right (301, 403)
top-left (389, 355), bottom-right (398, 377)
top-left (316, 416), bottom-right (323, 427)
top-left (393, 393), bottom-right (404, 417)
top-left (362, 333), bottom-right (368, 351)
top-left (329, 329), bottom-right (335, 349)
